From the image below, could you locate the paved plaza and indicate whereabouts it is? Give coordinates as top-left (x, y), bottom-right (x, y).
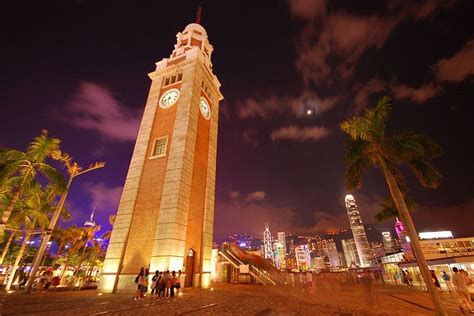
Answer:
top-left (0, 282), bottom-right (466, 315)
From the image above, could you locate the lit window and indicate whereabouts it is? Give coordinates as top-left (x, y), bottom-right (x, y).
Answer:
top-left (151, 137), bottom-right (168, 158)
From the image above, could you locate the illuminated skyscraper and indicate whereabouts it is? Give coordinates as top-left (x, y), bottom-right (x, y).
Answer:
top-left (277, 232), bottom-right (287, 255)
top-left (274, 242), bottom-right (286, 270)
top-left (263, 223), bottom-right (274, 262)
top-left (341, 238), bottom-right (360, 267)
top-left (325, 239), bottom-right (340, 268)
top-left (295, 245), bottom-right (311, 271)
top-left (394, 217), bottom-right (407, 240)
top-left (382, 231), bottom-right (397, 254)
top-left (345, 194), bottom-right (372, 267)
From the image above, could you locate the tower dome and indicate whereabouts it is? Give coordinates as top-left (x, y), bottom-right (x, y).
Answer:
top-left (184, 23), bottom-right (207, 36)
top-left (84, 208), bottom-right (96, 228)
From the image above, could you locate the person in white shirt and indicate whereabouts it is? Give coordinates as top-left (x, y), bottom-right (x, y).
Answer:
top-left (452, 267), bottom-right (473, 313)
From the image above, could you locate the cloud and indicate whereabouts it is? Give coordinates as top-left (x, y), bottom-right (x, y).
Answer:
top-left (246, 191), bottom-right (266, 202)
top-left (240, 129), bottom-right (260, 147)
top-left (287, 0), bottom-right (326, 20)
top-left (290, 0), bottom-right (450, 96)
top-left (83, 182), bottom-right (123, 213)
top-left (352, 79), bottom-right (441, 112)
top-left (390, 83), bottom-right (441, 104)
top-left (352, 79), bottom-right (387, 114)
top-left (270, 125), bottom-right (329, 142)
top-left (237, 91), bottom-right (340, 120)
top-left (230, 190), bottom-right (266, 203)
top-left (435, 39), bottom-right (474, 82)
top-left (63, 82), bottom-right (142, 142)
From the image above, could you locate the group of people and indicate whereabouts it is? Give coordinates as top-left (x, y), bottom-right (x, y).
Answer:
top-left (133, 268), bottom-right (182, 300)
top-left (451, 267), bottom-right (474, 314)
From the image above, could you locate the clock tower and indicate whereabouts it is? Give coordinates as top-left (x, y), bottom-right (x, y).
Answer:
top-left (99, 20), bottom-right (222, 293)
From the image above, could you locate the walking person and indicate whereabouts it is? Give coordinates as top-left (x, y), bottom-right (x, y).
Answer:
top-left (140, 269), bottom-right (149, 299)
top-left (442, 271), bottom-right (454, 291)
top-left (133, 267), bottom-right (145, 300)
top-left (158, 272), bottom-right (166, 298)
top-left (299, 271), bottom-right (307, 291)
top-left (170, 271), bottom-right (177, 298)
top-left (175, 270), bottom-right (182, 295)
top-left (431, 270), bottom-right (441, 290)
top-left (151, 270), bottom-right (160, 298)
top-left (306, 271), bottom-right (314, 293)
top-left (164, 270), bottom-right (171, 298)
top-left (452, 267), bottom-right (474, 313)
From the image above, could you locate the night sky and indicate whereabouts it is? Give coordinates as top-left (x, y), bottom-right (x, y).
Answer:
top-left (2, 0), bottom-right (473, 241)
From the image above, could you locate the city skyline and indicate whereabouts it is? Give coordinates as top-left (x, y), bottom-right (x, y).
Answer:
top-left (2, 1), bottom-right (473, 240)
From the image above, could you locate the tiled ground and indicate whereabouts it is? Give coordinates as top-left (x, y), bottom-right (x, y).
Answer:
top-left (0, 282), bottom-right (464, 315)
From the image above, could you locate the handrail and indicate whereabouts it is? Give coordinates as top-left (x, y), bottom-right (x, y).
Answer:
top-left (219, 249), bottom-right (276, 285)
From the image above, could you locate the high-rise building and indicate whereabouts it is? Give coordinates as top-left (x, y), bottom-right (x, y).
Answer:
top-left (341, 238), bottom-right (360, 267)
top-left (277, 232), bottom-right (287, 256)
top-left (345, 194), bottom-right (372, 267)
top-left (325, 239), bottom-right (340, 268)
top-left (295, 245), bottom-right (311, 271)
top-left (394, 217), bottom-right (407, 241)
top-left (382, 231), bottom-right (397, 254)
top-left (263, 223), bottom-right (274, 262)
top-left (99, 17), bottom-right (223, 293)
top-left (274, 242), bottom-right (286, 270)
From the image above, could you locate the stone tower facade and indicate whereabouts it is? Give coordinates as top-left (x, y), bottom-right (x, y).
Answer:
top-left (99, 22), bottom-right (222, 293)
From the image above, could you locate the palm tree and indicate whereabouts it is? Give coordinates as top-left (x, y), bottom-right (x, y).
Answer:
top-left (74, 225), bottom-right (101, 282)
top-left (0, 130), bottom-right (65, 236)
top-left (340, 96), bottom-right (446, 315)
top-left (57, 226), bottom-right (85, 286)
top-left (24, 153), bottom-right (104, 293)
top-left (83, 240), bottom-right (104, 282)
top-left (5, 183), bottom-right (52, 290)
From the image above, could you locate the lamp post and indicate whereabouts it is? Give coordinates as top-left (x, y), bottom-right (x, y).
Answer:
top-left (24, 157), bottom-right (104, 293)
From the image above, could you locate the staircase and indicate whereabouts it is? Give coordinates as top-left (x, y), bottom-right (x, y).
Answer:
top-left (219, 243), bottom-right (282, 285)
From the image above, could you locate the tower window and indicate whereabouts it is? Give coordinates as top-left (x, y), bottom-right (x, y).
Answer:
top-left (150, 136), bottom-right (168, 158)
top-left (162, 73), bottom-right (183, 87)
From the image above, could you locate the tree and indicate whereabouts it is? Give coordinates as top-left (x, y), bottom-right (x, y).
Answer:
top-left (0, 130), bottom-right (65, 236)
top-left (73, 225), bottom-right (101, 283)
top-left (24, 153), bottom-right (104, 293)
top-left (340, 96), bottom-right (446, 315)
top-left (54, 226), bottom-right (84, 285)
top-left (4, 183), bottom-right (52, 290)
top-left (375, 195), bottom-right (417, 222)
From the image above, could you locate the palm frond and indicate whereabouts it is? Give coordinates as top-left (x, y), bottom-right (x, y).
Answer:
top-left (340, 117), bottom-right (371, 141)
top-left (375, 194), bottom-right (418, 221)
top-left (26, 130), bottom-right (62, 162)
top-left (385, 131), bottom-right (443, 162)
top-left (343, 139), bottom-right (375, 190)
top-left (36, 163), bottom-right (66, 192)
top-left (408, 158), bottom-right (442, 188)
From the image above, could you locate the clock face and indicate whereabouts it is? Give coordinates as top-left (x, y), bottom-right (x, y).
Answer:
top-left (159, 89), bottom-right (180, 108)
top-left (199, 97), bottom-right (211, 119)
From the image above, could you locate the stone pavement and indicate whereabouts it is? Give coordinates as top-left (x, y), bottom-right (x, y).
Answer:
top-left (0, 283), bottom-right (465, 315)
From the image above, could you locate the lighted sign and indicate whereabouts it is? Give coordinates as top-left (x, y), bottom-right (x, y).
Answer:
top-left (419, 231), bottom-right (453, 240)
